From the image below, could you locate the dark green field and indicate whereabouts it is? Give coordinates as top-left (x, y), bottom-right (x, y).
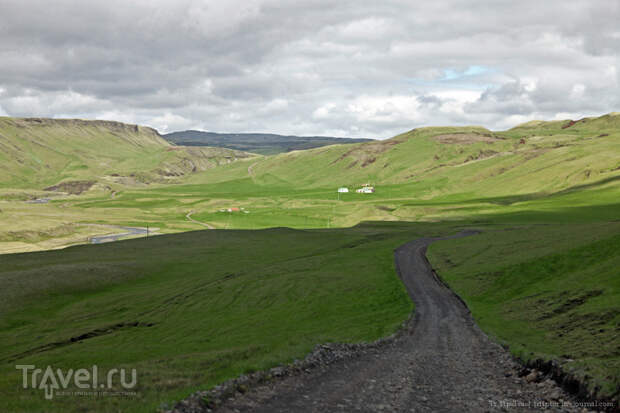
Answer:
top-left (1, 223), bottom-right (431, 412)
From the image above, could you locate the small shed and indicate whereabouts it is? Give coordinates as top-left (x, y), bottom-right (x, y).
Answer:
top-left (337, 187), bottom-right (349, 193)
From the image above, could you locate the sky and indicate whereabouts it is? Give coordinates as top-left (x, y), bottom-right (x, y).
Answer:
top-left (0, 0), bottom-right (618, 139)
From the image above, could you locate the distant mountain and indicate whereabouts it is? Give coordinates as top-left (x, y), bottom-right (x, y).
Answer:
top-left (162, 130), bottom-right (373, 155)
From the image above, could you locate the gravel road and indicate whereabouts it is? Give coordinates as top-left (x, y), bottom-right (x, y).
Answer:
top-left (170, 232), bottom-right (600, 413)
top-left (89, 226), bottom-right (149, 244)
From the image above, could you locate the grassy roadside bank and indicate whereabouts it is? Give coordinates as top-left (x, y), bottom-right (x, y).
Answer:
top-left (427, 220), bottom-right (620, 402)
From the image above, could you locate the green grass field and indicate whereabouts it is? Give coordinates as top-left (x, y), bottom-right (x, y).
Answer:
top-left (428, 220), bottom-right (620, 400)
top-left (0, 114), bottom-right (619, 410)
top-left (0, 223), bottom-right (432, 412)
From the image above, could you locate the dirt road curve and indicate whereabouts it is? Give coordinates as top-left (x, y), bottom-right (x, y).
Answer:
top-left (176, 232), bottom-right (589, 413)
top-left (186, 211), bottom-right (215, 229)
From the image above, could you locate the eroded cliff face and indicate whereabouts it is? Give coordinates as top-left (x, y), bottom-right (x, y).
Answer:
top-left (0, 116), bottom-right (255, 189)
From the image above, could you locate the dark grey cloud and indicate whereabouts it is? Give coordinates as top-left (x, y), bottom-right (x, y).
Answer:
top-left (0, 0), bottom-right (618, 138)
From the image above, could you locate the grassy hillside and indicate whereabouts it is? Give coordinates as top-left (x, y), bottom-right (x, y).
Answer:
top-left (427, 221), bottom-right (620, 401)
top-left (244, 115), bottom-right (620, 198)
top-left (0, 222), bottom-right (424, 413)
top-left (0, 117), bottom-right (254, 190)
top-left (508, 111), bottom-right (620, 134)
top-left (163, 130), bottom-right (372, 155)
top-left (2, 113), bottom-right (619, 254)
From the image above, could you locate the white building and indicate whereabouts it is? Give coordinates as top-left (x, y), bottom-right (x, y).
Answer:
top-left (337, 187), bottom-right (349, 193)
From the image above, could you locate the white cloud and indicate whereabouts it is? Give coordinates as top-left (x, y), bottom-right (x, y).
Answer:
top-left (336, 17), bottom-right (392, 40)
top-left (312, 103), bottom-right (337, 119)
top-left (3, 90), bottom-right (108, 118)
top-left (148, 112), bottom-right (194, 133)
top-left (345, 95), bottom-right (421, 124)
top-left (181, 0), bottom-right (262, 38)
top-left (571, 83), bottom-right (586, 98)
top-left (0, 0), bottom-right (618, 138)
top-left (260, 98), bottom-right (289, 114)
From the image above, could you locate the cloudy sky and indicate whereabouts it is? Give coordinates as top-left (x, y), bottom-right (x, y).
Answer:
top-left (0, 0), bottom-right (618, 139)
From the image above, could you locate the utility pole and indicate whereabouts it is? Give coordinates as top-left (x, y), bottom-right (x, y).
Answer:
top-left (146, 224), bottom-right (149, 238)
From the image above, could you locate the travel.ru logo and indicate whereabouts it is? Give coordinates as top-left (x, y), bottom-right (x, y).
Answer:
top-left (16, 364), bottom-right (137, 400)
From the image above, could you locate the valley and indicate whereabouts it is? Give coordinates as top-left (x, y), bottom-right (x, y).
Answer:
top-left (3, 3), bottom-right (618, 412)
top-left (2, 114), bottom-right (619, 254)
top-left (0, 114), bottom-right (618, 412)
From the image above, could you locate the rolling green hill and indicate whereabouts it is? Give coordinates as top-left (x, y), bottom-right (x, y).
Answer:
top-left (241, 114), bottom-right (620, 198)
top-left (162, 130), bottom-right (372, 155)
top-left (3, 113), bottom-right (618, 254)
top-left (0, 117), bottom-right (254, 191)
